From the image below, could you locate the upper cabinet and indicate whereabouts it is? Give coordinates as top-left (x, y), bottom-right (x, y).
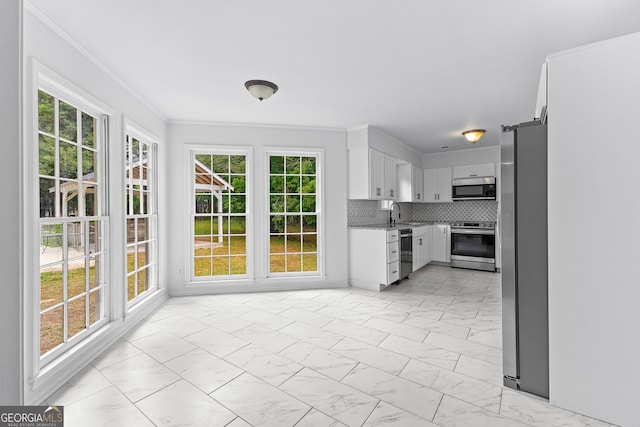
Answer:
top-left (423, 167), bottom-right (452, 202)
top-left (452, 163), bottom-right (495, 179)
top-left (397, 164), bottom-right (423, 202)
top-left (348, 147), bottom-right (397, 200)
top-left (384, 155), bottom-right (397, 200)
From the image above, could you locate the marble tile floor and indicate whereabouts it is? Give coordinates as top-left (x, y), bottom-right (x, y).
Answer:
top-left (45, 265), bottom-right (614, 427)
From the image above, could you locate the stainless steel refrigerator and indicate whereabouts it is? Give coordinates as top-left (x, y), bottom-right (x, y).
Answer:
top-left (500, 119), bottom-right (549, 398)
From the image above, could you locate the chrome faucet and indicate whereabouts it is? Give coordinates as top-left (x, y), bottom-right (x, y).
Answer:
top-left (389, 202), bottom-right (401, 226)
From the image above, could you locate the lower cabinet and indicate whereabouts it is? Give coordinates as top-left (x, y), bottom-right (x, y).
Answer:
top-left (432, 224), bottom-right (451, 263)
top-left (349, 228), bottom-right (399, 291)
top-left (412, 225), bottom-right (432, 271)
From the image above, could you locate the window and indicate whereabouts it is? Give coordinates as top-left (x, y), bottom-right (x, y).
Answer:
top-left (37, 88), bottom-right (107, 363)
top-left (125, 133), bottom-right (158, 304)
top-left (191, 151), bottom-right (249, 279)
top-left (268, 153), bottom-right (320, 275)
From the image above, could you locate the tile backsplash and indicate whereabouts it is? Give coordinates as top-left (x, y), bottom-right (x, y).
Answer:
top-left (348, 199), bottom-right (497, 226)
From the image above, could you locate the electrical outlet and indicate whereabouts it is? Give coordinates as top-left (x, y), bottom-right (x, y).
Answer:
top-left (177, 266), bottom-right (183, 275)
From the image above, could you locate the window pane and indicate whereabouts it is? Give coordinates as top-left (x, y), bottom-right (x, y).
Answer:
top-left (59, 141), bottom-right (78, 179)
top-left (303, 254), bottom-right (318, 272)
top-left (230, 236), bottom-right (246, 255)
top-left (270, 235), bottom-right (284, 254)
top-left (82, 148), bottom-right (95, 176)
top-left (195, 194), bottom-right (212, 213)
top-left (127, 273), bottom-right (136, 300)
top-left (286, 176), bottom-right (300, 193)
top-left (286, 254), bottom-right (302, 272)
top-left (137, 218), bottom-right (148, 242)
top-left (229, 217), bottom-right (246, 234)
top-left (194, 236), bottom-right (212, 256)
top-left (230, 195), bottom-right (246, 213)
top-left (302, 176), bottom-right (316, 193)
top-left (212, 256), bottom-right (230, 276)
top-left (82, 113), bottom-right (95, 148)
top-left (137, 244), bottom-right (147, 268)
top-left (194, 217), bottom-right (211, 235)
top-left (39, 178), bottom-right (56, 218)
top-left (138, 267), bottom-right (149, 294)
top-left (59, 100), bottom-right (78, 142)
top-left (39, 134), bottom-right (55, 176)
top-left (270, 195), bottom-right (284, 213)
top-left (195, 154), bottom-right (211, 168)
top-left (302, 215), bottom-right (317, 232)
top-left (231, 256), bottom-right (246, 275)
top-left (229, 155), bottom-right (246, 173)
top-left (89, 288), bottom-right (103, 325)
top-left (89, 254), bottom-right (102, 289)
top-left (270, 156), bottom-right (284, 174)
top-left (230, 175), bottom-right (246, 193)
top-left (286, 215), bottom-right (301, 233)
top-left (127, 219), bottom-right (136, 244)
top-left (40, 306), bottom-right (64, 355)
top-left (212, 236), bottom-right (229, 256)
top-left (212, 155), bottom-right (229, 173)
top-left (301, 195), bottom-right (316, 212)
top-left (194, 257), bottom-right (212, 276)
top-left (286, 157), bottom-right (301, 174)
top-left (270, 176), bottom-right (284, 193)
top-left (286, 235), bottom-right (302, 252)
top-left (286, 195), bottom-right (300, 213)
top-left (303, 234), bottom-right (317, 252)
top-left (68, 262), bottom-right (86, 299)
top-left (38, 90), bottom-right (55, 134)
top-left (67, 296), bottom-right (86, 339)
top-left (40, 269), bottom-right (63, 311)
top-left (301, 157), bottom-right (316, 174)
top-left (270, 215), bottom-right (285, 233)
top-left (41, 224), bottom-right (64, 266)
top-left (270, 255), bottom-right (285, 273)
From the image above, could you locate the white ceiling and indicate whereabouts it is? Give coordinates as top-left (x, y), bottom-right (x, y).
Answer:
top-left (28, 0), bottom-right (640, 153)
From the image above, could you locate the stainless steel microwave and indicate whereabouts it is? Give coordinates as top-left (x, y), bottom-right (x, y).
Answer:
top-left (452, 177), bottom-right (497, 200)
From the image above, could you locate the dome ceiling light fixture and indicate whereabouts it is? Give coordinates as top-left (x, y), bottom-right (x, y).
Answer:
top-left (244, 80), bottom-right (278, 101)
top-left (462, 129), bottom-right (486, 144)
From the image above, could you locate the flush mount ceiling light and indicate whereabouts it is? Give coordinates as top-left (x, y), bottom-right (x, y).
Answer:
top-left (244, 80), bottom-right (278, 101)
top-left (462, 129), bottom-right (486, 144)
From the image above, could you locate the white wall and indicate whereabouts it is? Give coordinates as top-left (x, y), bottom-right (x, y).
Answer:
top-left (21, 6), bottom-right (168, 404)
top-left (422, 145), bottom-right (499, 169)
top-left (166, 123), bottom-right (349, 295)
top-left (547, 33), bottom-right (640, 427)
top-left (0, 0), bottom-right (23, 405)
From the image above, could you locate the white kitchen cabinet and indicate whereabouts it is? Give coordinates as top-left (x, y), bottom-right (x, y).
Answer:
top-left (384, 155), bottom-right (397, 200)
top-left (423, 168), bottom-right (452, 202)
top-left (431, 224), bottom-right (450, 263)
top-left (397, 164), bottom-right (423, 202)
top-left (347, 147), bottom-right (397, 200)
top-left (412, 225), bottom-right (432, 271)
top-left (349, 228), bottom-right (400, 291)
top-left (453, 163), bottom-right (495, 179)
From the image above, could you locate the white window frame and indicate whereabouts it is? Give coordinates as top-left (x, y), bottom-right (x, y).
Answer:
top-left (29, 68), bottom-right (112, 372)
top-left (188, 147), bottom-right (252, 282)
top-left (124, 126), bottom-right (159, 307)
top-left (265, 148), bottom-right (324, 278)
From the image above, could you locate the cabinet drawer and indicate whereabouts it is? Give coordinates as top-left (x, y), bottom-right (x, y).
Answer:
top-left (387, 230), bottom-right (399, 242)
top-left (387, 242), bottom-right (399, 263)
top-left (387, 261), bottom-right (400, 284)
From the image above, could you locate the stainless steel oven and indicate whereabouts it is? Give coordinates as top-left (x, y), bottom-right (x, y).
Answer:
top-left (450, 222), bottom-right (496, 272)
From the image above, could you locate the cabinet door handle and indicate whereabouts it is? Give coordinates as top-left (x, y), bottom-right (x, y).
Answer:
top-left (376, 188), bottom-right (381, 196)
top-left (390, 189), bottom-right (394, 197)
top-left (470, 174), bottom-right (477, 177)
top-left (419, 238), bottom-right (422, 245)
top-left (391, 250), bottom-right (397, 253)
top-left (392, 270), bottom-right (398, 274)
top-left (417, 193), bottom-right (421, 200)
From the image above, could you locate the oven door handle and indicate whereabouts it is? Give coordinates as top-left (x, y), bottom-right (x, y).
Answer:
top-left (451, 228), bottom-right (495, 235)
